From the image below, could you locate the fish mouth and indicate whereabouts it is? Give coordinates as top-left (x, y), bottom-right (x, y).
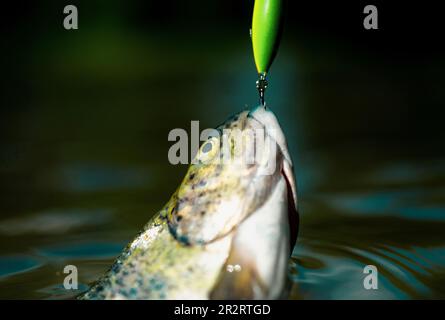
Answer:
top-left (250, 105), bottom-right (298, 213)
top-left (249, 105), bottom-right (293, 167)
top-left (249, 105), bottom-right (299, 249)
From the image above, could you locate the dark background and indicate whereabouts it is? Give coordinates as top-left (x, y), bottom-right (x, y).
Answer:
top-left (3, 0), bottom-right (444, 151)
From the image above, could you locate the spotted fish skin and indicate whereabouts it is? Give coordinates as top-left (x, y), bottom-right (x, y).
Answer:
top-left (79, 106), bottom-right (298, 300)
top-left (79, 211), bottom-right (232, 299)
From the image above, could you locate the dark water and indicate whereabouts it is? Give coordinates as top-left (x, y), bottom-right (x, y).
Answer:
top-left (1, 142), bottom-right (444, 299)
top-left (1, 28), bottom-right (444, 299)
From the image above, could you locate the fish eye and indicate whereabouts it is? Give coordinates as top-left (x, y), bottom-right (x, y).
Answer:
top-left (201, 141), bottom-right (213, 153)
top-left (197, 137), bottom-right (220, 164)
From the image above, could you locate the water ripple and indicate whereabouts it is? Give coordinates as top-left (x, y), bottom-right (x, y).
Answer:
top-left (290, 238), bottom-right (444, 299)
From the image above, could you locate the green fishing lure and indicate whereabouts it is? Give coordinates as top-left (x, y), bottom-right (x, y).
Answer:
top-left (252, 0), bottom-right (285, 105)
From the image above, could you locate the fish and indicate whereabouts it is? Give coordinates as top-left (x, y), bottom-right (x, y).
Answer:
top-left (79, 105), bottom-right (298, 300)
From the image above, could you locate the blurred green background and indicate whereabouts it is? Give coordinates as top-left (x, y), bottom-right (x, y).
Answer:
top-left (1, 1), bottom-right (445, 299)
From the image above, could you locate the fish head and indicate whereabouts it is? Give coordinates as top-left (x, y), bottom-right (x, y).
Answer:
top-left (167, 105), bottom-right (297, 245)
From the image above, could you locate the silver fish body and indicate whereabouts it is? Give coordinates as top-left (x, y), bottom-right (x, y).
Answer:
top-left (79, 106), bottom-right (298, 300)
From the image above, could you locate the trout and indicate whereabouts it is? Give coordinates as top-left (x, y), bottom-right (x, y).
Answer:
top-left (79, 106), bottom-right (298, 299)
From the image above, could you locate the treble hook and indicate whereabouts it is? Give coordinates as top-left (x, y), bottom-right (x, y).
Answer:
top-left (256, 73), bottom-right (268, 106)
